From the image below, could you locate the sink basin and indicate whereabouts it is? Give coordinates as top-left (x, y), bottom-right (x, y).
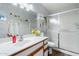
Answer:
top-left (13, 39), bottom-right (32, 47)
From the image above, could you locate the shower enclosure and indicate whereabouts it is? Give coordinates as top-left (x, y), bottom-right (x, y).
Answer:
top-left (48, 9), bottom-right (79, 54)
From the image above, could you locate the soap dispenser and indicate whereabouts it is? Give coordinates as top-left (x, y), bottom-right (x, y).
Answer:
top-left (12, 35), bottom-right (16, 43)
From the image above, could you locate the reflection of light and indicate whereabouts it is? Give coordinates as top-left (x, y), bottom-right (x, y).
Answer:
top-left (20, 4), bottom-right (24, 9)
top-left (12, 3), bottom-right (18, 6)
top-left (50, 18), bottom-right (59, 24)
top-left (28, 5), bottom-right (34, 11)
top-left (11, 3), bottom-right (34, 11)
top-left (19, 3), bottom-right (28, 9)
top-left (0, 16), bottom-right (6, 21)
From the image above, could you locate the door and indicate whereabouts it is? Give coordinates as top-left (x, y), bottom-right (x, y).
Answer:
top-left (48, 16), bottom-right (60, 47)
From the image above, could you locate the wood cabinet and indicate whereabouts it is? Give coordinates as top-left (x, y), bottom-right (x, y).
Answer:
top-left (44, 39), bottom-right (48, 56)
top-left (10, 39), bottom-right (48, 56)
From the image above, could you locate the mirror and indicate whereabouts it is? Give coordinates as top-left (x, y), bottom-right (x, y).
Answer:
top-left (0, 3), bottom-right (37, 39)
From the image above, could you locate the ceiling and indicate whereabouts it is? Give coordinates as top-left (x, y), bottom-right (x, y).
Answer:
top-left (41, 3), bottom-right (79, 15)
top-left (0, 3), bottom-right (79, 17)
top-left (29, 3), bottom-right (79, 16)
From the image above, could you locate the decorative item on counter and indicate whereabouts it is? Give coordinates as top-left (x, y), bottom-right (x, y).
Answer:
top-left (35, 29), bottom-right (40, 36)
top-left (32, 29), bottom-right (41, 36)
top-left (40, 32), bottom-right (44, 37)
top-left (12, 35), bottom-right (16, 43)
top-left (7, 33), bottom-right (17, 43)
top-left (7, 32), bottom-right (12, 37)
top-left (32, 29), bottom-right (36, 35)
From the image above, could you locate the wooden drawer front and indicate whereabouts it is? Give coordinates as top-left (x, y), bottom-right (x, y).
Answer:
top-left (16, 42), bottom-right (43, 56)
top-left (44, 39), bottom-right (48, 44)
top-left (44, 50), bottom-right (48, 56)
top-left (34, 48), bottom-right (43, 56)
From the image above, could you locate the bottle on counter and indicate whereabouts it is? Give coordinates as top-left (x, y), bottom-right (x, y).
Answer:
top-left (12, 35), bottom-right (16, 43)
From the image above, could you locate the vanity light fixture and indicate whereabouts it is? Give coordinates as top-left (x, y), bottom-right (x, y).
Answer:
top-left (11, 3), bottom-right (34, 11)
top-left (12, 3), bottom-right (18, 6)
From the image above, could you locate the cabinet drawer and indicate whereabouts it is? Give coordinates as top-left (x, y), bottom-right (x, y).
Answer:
top-left (15, 42), bottom-right (43, 56)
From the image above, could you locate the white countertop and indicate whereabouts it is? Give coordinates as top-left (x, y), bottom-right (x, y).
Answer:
top-left (0, 35), bottom-right (48, 56)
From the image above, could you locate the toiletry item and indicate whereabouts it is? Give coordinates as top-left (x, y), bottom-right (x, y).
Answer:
top-left (40, 32), bottom-right (44, 37)
top-left (35, 30), bottom-right (40, 36)
top-left (12, 35), bottom-right (16, 43)
top-left (7, 33), bottom-right (12, 37)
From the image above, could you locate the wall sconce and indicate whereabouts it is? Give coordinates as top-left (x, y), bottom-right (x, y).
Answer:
top-left (11, 3), bottom-right (34, 11)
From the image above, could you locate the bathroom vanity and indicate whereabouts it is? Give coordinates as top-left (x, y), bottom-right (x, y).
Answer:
top-left (0, 35), bottom-right (48, 56)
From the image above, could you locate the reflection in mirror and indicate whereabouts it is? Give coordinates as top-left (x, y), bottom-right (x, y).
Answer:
top-left (0, 15), bottom-right (6, 21)
top-left (0, 3), bottom-right (37, 44)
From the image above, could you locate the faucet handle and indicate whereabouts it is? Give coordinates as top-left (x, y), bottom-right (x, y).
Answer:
top-left (19, 35), bottom-right (23, 41)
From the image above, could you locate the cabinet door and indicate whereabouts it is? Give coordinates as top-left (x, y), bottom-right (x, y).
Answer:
top-left (44, 50), bottom-right (48, 56)
top-left (15, 42), bottom-right (43, 56)
top-left (44, 44), bottom-right (48, 56)
top-left (34, 48), bottom-right (43, 56)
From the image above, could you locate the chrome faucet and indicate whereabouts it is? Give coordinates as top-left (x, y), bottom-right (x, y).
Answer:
top-left (19, 35), bottom-right (23, 41)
